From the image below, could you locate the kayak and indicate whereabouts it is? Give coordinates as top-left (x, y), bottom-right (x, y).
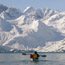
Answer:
top-left (30, 59), bottom-right (39, 62)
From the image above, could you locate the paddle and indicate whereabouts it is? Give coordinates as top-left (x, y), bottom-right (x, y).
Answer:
top-left (22, 53), bottom-right (47, 57)
top-left (22, 53), bottom-right (27, 55)
top-left (40, 55), bottom-right (47, 57)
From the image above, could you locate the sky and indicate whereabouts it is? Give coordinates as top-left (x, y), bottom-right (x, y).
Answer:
top-left (0, 0), bottom-right (65, 11)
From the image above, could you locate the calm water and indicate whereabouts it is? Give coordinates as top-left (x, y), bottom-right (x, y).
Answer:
top-left (0, 53), bottom-right (65, 65)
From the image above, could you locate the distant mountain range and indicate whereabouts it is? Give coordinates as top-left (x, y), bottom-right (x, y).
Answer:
top-left (0, 4), bottom-right (65, 52)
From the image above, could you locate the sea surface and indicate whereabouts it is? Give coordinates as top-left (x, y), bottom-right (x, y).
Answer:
top-left (0, 52), bottom-right (65, 65)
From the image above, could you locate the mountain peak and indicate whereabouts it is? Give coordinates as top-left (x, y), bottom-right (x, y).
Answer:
top-left (0, 7), bottom-right (22, 20)
top-left (23, 6), bottom-right (35, 13)
top-left (0, 4), bottom-right (8, 13)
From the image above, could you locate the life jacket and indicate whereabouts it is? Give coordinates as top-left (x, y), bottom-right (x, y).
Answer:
top-left (30, 54), bottom-right (39, 59)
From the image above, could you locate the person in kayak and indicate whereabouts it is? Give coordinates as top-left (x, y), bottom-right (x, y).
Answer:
top-left (30, 51), bottom-right (39, 61)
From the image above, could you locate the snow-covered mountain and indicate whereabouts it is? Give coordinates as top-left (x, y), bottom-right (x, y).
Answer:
top-left (43, 12), bottom-right (65, 34)
top-left (34, 38), bottom-right (65, 52)
top-left (0, 5), bottom-right (65, 52)
top-left (0, 7), bottom-right (22, 20)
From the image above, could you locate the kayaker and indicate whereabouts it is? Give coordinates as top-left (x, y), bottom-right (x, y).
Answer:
top-left (30, 51), bottom-right (39, 61)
